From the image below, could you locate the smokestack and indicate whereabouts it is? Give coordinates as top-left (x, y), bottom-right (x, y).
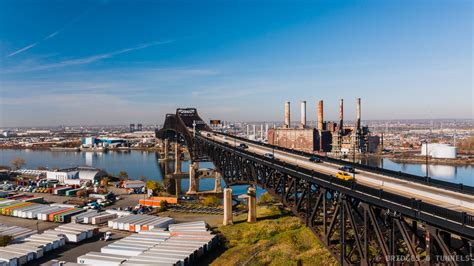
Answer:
top-left (265, 124), bottom-right (269, 139)
top-left (300, 101), bottom-right (306, 128)
top-left (317, 99), bottom-right (324, 131)
top-left (339, 99), bottom-right (344, 132)
top-left (284, 101), bottom-right (290, 128)
top-left (356, 98), bottom-right (361, 130)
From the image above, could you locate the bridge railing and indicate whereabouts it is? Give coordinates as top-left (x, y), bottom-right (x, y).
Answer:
top-left (215, 132), bottom-right (474, 196)
top-left (198, 136), bottom-right (474, 234)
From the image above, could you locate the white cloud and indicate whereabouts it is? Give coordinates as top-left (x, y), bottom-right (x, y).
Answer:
top-left (3, 40), bottom-right (174, 73)
top-left (7, 43), bottom-right (38, 57)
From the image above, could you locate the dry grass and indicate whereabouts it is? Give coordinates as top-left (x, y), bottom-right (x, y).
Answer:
top-left (210, 206), bottom-right (338, 266)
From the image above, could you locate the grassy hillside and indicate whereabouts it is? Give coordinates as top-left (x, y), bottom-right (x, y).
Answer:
top-left (210, 205), bottom-right (337, 266)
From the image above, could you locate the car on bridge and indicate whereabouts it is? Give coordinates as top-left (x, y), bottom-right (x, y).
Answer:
top-left (335, 171), bottom-right (353, 181)
top-left (264, 153), bottom-right (275, 160)
top-left (237, 143), bottom-right (249, 150)
top-left (308, 155), bottom-right (321, 163)
top-left (339, 165), bottom-right (355, 173)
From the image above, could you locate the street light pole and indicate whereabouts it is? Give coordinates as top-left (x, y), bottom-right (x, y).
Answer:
top-left (425, 141), bottom-right (429, 178)
top-left (353, 140), bottom-right (356, 180)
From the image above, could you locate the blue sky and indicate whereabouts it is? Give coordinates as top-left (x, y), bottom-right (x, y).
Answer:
top-left (0, 0), bottom-right (472, 127)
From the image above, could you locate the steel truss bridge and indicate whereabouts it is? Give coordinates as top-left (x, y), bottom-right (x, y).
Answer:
top-left (156, 108), bottom-right (474, 265)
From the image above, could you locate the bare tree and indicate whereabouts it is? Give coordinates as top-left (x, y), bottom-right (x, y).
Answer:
top-left (10, 157), bottom-right (26, 170)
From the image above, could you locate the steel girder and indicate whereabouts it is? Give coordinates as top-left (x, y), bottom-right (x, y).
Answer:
top-left (196, 137), bottom-right (474, 265)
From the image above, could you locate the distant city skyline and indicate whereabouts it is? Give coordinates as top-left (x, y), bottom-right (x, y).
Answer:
top-left (0, 0), bottom-right (472, 127)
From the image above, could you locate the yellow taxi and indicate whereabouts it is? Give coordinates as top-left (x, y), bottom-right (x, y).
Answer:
top-left (335, 171), bottom-right (353, 181)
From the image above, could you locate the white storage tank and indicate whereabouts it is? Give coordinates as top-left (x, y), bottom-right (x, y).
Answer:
top-left (420, 143), bottom-right (457, 159)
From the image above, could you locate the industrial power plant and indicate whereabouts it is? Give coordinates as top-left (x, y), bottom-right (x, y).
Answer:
top-left (268, 98), bottom-right (380, 155)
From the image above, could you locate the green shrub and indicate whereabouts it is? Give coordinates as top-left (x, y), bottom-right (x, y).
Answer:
top-left (202, 196), bottom-right (220, 207)
top-left (258, 192), bottom-right (274, 205)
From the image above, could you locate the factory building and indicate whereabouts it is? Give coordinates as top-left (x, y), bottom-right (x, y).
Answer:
top-left (46, 167), bottom-right (107, 185)
top-left (82, 137), bottom-right (126, 148)
top-left (268, 98), bottom-right (379, 155)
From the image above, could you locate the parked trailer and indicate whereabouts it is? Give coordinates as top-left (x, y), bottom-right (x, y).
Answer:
top-left (71, 210), bottom-right (98, 224)
top-left (146, 217), bottom-right (175, 231)
top-left (0, 227), bottom-right (36, 242)
top-left (140, 250), bottom-right (189, 262)
top-left (27, 234), bottom-right (66, 248)
top-left (56, 209), bottom-right (85, 223)
top-left (11, 204), bottom-right (37, 217)
top-left (77, 251), bottom-right (130, 260)
top-left (3, 202), bottom-right (32, 216)
top-left (23, 239), bottom-right (53, 252)
top-left (29, 206), bottom-right (60, 219)
top-left (2, 246), bottom-right (37, 261)
top-left (0, 250), bottom-right (27, 265)
top-left (16, 205), bottom-right (43, 218)
top-left (56, 224), bottom-right (97, 239)
top-left (0, 251), bottom-right (19, 266)
top-left (91, 213), bottom-right (117, 225)
top-left (105, 209), bottom-right (131, 217)
top-left (45, 229), bottom-right (86, 243)
top-left (121, 259), bottom-right (174, 266)
top-left (124, 256), bottom-right (182, 266)
top-left (101, 246), bottom-right (147, 257)
top-left (77, 255), bottom-right (126, 266)
top-left (48, 208), bottom-right (75, 222)
top-left (37, 207), bottom-right (65, 221)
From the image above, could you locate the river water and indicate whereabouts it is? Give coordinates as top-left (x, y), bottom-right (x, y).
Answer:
top-left (1, 150), bottom-right (472, 195)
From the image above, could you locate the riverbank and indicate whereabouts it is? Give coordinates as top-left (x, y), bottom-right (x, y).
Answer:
top-left (381, 154), bottom-right (474, 166)
top-left (209, 205), bottom-right (336, 265)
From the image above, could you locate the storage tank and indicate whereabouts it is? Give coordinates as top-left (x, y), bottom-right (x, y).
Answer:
top-left (421, 143), bottom-right (457, 159)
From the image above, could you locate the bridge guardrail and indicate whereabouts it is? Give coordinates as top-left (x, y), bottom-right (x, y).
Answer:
top-left (198, 136), bottom-right (474, 232)
top-left (216, 132), bottom-right (474, 196)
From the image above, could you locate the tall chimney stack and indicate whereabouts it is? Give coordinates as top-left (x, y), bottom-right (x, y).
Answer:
top-left (339, 99), bottom-right (344, 132)
top-left (356, 98), bottom-right (361, 130)
top-left (300, 101), bottom-right (306, 128)
top-left (317, 99), bottom-right (324, 131)
top-left (284, 101), bottom-right (290, 128)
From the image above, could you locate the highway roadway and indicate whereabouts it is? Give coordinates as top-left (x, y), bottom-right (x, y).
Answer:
top-left (200, 131), bottom-right (474, 215)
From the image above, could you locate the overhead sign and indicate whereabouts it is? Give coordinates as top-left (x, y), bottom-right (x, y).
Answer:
top-left (210, 120), bottom-right (221, 125)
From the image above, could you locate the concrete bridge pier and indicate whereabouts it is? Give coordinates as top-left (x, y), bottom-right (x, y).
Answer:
top-left (174, 142), bottom-right (181, 174)
top-left (223, 187), bottom-right (233, 225)
top-left (247, 186), bottom-right (257, 223)
top-left (187, 161), bottom-right (199, 194)
top-left (163, 138), bottom-right (169, 160)
top-left (214, 171), bottom-right (222, 193)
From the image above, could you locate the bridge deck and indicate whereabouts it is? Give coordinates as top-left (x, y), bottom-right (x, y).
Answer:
top-left (201, 131), bottom-right (474, 215)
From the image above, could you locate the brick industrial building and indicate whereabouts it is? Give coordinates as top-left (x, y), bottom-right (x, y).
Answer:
top-left (268, 98), bottom-right (379, 155)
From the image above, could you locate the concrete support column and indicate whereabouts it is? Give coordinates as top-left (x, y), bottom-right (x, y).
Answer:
top-left (247, 186), bottom-right (257, 223)
top-left (163, 138), bottom-right (169, 160)
top-left (223, 187), bottom-right (233, 225)
top-left (187, 162), bottom-right (199, 194)
top-left (174, 142), bottom-right (181, 174)
top-left (214, 171), bottom-right (222, 192)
